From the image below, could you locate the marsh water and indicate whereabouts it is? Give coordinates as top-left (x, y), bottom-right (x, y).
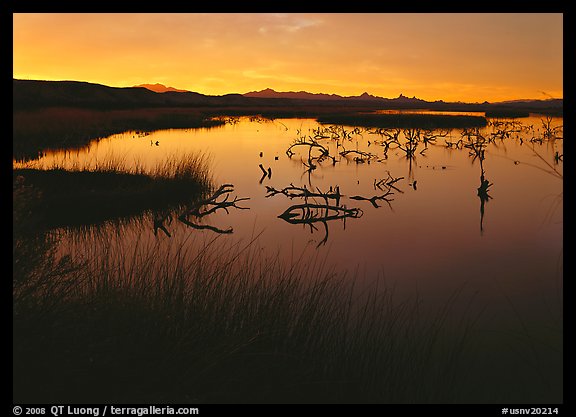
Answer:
top-left (16, 113), bottom-right (563, 317)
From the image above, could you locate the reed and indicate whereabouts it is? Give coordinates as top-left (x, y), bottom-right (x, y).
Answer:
top-left (13, 223), bottom-right (483, 404)
top-left (13, 107), bottom-right (225, 162)
top-left (317, 113), bottom-right (488, 129)
top-left (13, 151), bottom-right (213, 231)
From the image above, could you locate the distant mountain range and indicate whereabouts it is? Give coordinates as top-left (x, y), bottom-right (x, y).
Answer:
top-left (239, 86), bottom-right (563, 114)
top-left (135, 83), bottom-right (189, 93)
top-left (13, 79), bottom-right (563, 116)
top-left (13, 79), bottom-right (248, 109)
top-left (243, 88), bottom-right (563, 110)
top-left (244, 88), bottom-right (428, 103)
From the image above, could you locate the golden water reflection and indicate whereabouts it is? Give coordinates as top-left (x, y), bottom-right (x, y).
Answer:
top-left (15, 114), bottom-right (563, 307)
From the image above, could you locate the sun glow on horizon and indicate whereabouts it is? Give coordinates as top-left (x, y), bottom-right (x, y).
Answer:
top-left (13, 13), bottom-right (563, 103)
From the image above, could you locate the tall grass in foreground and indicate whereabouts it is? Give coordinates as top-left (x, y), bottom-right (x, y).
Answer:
top-left (13, 228), bottom-right (563, 404)
top-left (14, 224), bottom-right (485, 404)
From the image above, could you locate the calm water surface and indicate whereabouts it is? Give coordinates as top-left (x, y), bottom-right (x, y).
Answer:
top-left (16, 114), bottom-right (563, 314)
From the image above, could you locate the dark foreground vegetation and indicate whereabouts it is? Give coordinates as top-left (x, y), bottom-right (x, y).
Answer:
top-left (13, 153), bottom-right (211, 230)
top-left (13, 169), bottom-right (562, 404)
top-left (317, 113), bottom-right (487, 129)
top-left (13, 107), bottom-right (226, 161)
top-left (12, 228), bottom-right (563, 404)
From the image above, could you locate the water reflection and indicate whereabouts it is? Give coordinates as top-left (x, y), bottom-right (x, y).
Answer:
top-left (266, 184), bottom-right (356, 247)
top-left (153, 210), bottom-right (173, 237)
top-left (278, 201), bottom-right (363, 248)
top-left (152, 184), bottom-right (251, 236)
top-left (477, 167), bottom-right (493, 235)
top-left (13, 113), bottom-right (563, 296)
top-left (13, 111), bottom-right (563, 403)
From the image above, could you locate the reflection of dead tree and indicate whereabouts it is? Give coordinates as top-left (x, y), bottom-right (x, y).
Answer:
top-left (181, 184), bottom-right (250, 218)
top-left (278, 204), bottom-right (362, 223)
top-left (554, 152), bottom-right (563, 164)
top-left (268, 183), bottom-right (362, 247)
top-left (477, 166), bottom-right (493, 236)
top-left (278, 203), bottom-right (363, 247)
top-left (374, 172), bottom-right (404, 193)
top-left (471, 141), bottom-right (492, 235)
top-left (527, 145), bottom-right (563, 180)
top-left (176, 184), bottom-right (250, 234)
top-left (339, 147), bottom-right (378, 163)
top-left (349, 190), bottom-right (394, 209)
top-left (265, 184), bottom-right (342, 206)
top-left (153, 211), bottom-right (173, 237)
top-left (259, 164), bottom-right (272, 183)
top-left (178, 218), bottom-right (233, 234)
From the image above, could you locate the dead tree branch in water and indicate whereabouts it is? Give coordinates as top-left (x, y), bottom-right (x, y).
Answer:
top-left (368, 128), bottom-right (400, 159)
top-left (278, 203), bottom-right (362, 223)
top-left (349, 190), bottom-right (394, 209)
top-left (278, 202), bottom-right (363, 248)
top-left (268, 183), bottom-right (362, 247)
top-left (259, 164), bottom-right (272, 183)
top-left (421, 129), bottom-right (450, 147)
top-left (541, 116), bottom-right (563, 140)
top-left (175, 184), bottom-right (250, 234)
top-left (339, 148), bottom-right (378, 163)
top-left (180, 184), bottom-right (250, 218)
top-left (265, 184), bottom-right (342, 205)
top-left (286, 137), bottom-right (330, 159)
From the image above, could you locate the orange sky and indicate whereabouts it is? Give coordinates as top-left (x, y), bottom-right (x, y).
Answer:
top-left (12, 13), bottom-right (563, 102)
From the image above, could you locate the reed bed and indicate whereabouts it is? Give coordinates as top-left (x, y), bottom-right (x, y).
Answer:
top-left (316, 113), bottom-right (488, 129)
top-left (13, 223), bottom-right (483, 404)
top-left (13, 151), bottom-right (213, 230)
top-left (13, 107), bottom-right (225, 162)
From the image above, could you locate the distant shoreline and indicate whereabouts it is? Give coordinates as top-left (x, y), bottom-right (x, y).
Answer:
top-left (12, 79), bottom-right (562, 161)
top-left (13, 79), bottom-right (563, 116)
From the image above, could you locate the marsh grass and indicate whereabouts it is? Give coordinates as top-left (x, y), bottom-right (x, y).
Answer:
top-left (13, 151), bottom-right (213, 230)
top-left (317, 113), bottom-right (488, 129)
top-left (13, 221), bottom-right (486, 403)
top-left (12, 212), bottom-right (562, 404)
top-left (13, 107), bottom-right (226, 161)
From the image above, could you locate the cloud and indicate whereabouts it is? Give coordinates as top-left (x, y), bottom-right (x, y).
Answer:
top-left (258, 15), bottom-right (323, 35)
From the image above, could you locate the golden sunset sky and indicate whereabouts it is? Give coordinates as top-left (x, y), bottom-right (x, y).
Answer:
top-left (13, 13), bottom-right (563, 102)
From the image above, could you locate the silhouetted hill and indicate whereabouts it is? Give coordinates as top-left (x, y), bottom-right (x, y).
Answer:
top-left (13, 79), bottom-right (562, 116)
top-left (242, 88), bottom-right (561, 114)
top-left (244, 89), bottom-right (425, 103)
top-left (12, 79), bottom-right (252, 110)
top-left (244, 88), bottom-right (347, 101)
top-left (134, 83), bottom-right (190, 93)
